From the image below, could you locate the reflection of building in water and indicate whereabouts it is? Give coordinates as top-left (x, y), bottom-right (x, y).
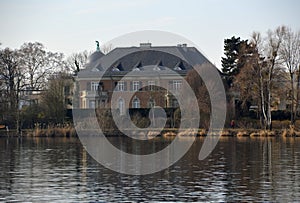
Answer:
top-left (76, 43), bottom-right (214, 112)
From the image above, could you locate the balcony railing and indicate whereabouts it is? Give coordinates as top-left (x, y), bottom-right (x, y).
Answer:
top-left (81, 90), bottom-right (108, 98)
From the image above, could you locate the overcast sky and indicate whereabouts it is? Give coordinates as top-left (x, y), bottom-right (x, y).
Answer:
top-left (0, 0), bottom-right (299, 68)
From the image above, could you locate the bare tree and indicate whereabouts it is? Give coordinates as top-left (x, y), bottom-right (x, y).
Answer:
top-left (263, 26), bottom-right (286, 129)
top-left (250, 32), bottom-right (271, 129)
top-left (0, 48), bottom-right (24, 133)
top-left (234, 28), bottom-right (286, 130)
top-left (41, 72), bottom-right (73, 124)
top-left (185, 64), bottom-right (213, 128)
top-left (19, 42), bottom-right (64, 91)
top-left (280, 27), bottom-right (300, 125)
top-left (101, 43), bottom-right (114, 54)
top-left (66, 50), bottom-right (90, 74)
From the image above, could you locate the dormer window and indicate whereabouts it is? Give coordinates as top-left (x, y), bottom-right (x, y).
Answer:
top-left (174, 61), bottom-right (184, 70)
top-left (112, 62), bottom-right (123, 71)
top-left (91, 67), bottom-right (99, 72)
top-left (153, 60), bottom-right (163, 71)
top-left (153, 65), bottom-right (160, 71)
top-left (133, 61), bottom-right (142, 71)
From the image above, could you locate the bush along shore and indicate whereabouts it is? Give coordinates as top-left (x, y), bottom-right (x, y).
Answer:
top-left (161, 127), bottom-right (300, 138)
top-left (1, 126), bottom-right (300, 138)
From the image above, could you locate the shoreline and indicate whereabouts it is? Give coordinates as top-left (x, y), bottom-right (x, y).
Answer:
top-left (1, 127), bottom-right (300, 138)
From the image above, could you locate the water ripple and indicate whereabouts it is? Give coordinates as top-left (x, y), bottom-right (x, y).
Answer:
top-left (0, 137), bottom-right (300, 202)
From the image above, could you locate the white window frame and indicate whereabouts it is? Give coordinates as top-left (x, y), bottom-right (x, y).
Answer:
top-left (91, 81), bottom-right (99, 91)
top-left (132, 97), bottom-right (140, 108)
top-left (132, 81), bottom-right (140, 91)
top-left (148, 81), bottom-right (155, 91)
top-left (117, 81), bottom-right (125, 91)
top-left (173, 80), bottom-right (182, 90)
top-left (148, 98), bottom-right (155, 108)
top-left (89, 100), bottom-right (95, 108)
top-left (118, 98), bottom-right (125, 115)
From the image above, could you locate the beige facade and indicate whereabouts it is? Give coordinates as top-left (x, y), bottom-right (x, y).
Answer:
top-left (78, 76), bottom-right (184, 109)
top-left (76, 43), bottom-right (212, 112)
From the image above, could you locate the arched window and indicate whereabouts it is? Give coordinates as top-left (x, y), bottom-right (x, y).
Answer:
top-left (148, 98), bottom-right (155, 108)
top-left (132, 97), bottom-right (140, 108)
top-left (118, 98), bottom-right (125, 115)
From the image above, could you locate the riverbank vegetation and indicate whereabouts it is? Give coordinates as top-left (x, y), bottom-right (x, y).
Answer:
top-left (1, 118), bottom-right (299, 137)
top-left (222, 25), bottom-right (300, 130)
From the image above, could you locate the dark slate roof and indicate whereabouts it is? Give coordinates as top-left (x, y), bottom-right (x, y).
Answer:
top-left (84, 50), bottom-right (105, 69)
top-left (108, 50), bottom-right (192, 72)
top-left (78, 45), bottom-right (211, 78)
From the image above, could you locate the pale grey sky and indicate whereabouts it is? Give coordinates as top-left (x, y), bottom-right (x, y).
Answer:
top-left (0, 0), bottom-right (299, 68)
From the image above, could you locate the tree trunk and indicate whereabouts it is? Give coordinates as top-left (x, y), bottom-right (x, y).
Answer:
top-left (259, 65), bottom-right (267, 129)
top-left (290, 73), bottom-right (295, 125)
top-left (296, 65), bottom-right (300, 121)
top-left (266, 79), bottom-right (272, 130)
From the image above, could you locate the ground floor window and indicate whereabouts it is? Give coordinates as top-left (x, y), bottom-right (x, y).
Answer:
top-left (89, 100), bottom-right (96, 108)
top-left (132, 97), bottom-right (140, 108)
top-left (148, 98), bottom-right (155, 108)
top-left (118, 98), bottom-right (125, 115)
top-left (172, 99), bottom-right (179, 108)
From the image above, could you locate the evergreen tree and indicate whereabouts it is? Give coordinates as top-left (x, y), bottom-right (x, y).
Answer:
top-left (221, 36), bottom-right (244, 86)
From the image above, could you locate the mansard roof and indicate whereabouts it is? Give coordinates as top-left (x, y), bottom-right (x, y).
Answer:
top-left (78, 44), bottom-right (212, 78)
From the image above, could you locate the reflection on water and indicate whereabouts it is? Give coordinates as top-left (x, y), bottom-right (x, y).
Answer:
top-left (0, 136), bottom-right (300, 202)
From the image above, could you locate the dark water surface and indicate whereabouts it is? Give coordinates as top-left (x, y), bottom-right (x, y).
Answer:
top-left (0, 136), bottom-right (300, 202)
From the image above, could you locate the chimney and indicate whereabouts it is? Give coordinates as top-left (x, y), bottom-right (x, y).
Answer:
top-left (140, 42), bottom-right (152, 48)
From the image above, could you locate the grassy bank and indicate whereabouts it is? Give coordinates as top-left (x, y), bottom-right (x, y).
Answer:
top-left (1, 126), bottom-right (300, 138)
top-left (28, 126), bottom-right (77, 137)
top-left (161, 128), bottom-right (300, 138)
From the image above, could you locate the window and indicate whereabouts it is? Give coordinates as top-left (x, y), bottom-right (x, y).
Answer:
top-left (116, 81), bottom-right (125, 91)
top-left (91, 67), bottom-right (99, 72)
top-left (64, 86), bottom-right (70, 96)
top-left (174, 61), bottom-right (184, 70)
top-left (148, 81), bottom-right (155, 91)
top-left (172, 99), bottom-right (179, 108)
top-left (153, 65), bottom-right (160, 71)
top-left (112, 67), bottom-right (120, 71)
top-left (99, 82), bottom-right (104, 91)
top-left (132, 97), bottom-right (140, 108)
top-left (148, 98), bottom-right (155, 108)
top-left (173, 80), bottom-right (182, 90)
top-left (91, 82), bottom-right (99, 91)
top-left (118, 98), bottom-right (125, 115)
top-left (89, 100), bottom-right (95, 108)
top-left (132, 81), bottom-right (140, 91)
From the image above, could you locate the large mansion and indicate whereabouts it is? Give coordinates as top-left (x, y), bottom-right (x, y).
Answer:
top-left (76, 43), bottom-right (214, 113)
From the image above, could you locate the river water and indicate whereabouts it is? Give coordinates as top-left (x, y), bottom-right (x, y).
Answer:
top-left (0, 136), bottom-right (299, 202)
